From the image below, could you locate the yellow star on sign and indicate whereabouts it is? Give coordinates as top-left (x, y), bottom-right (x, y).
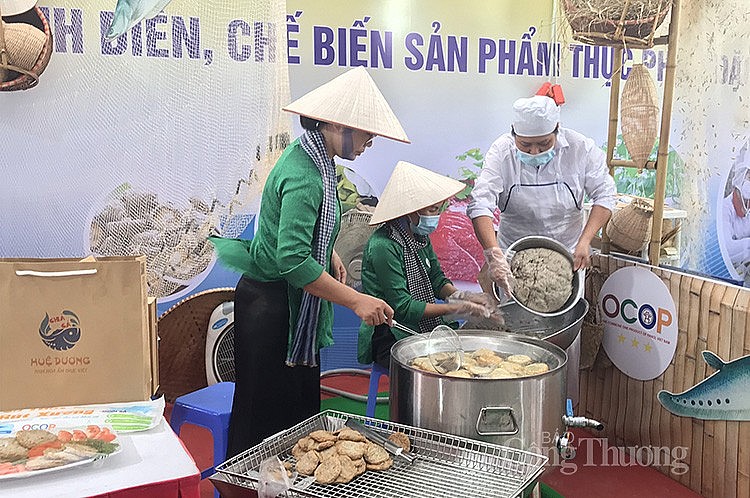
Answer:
top-left (618, 334), bottom-right (626, 343)
top-left (644, 343), bottom-right (652, 352)
top-left (631, 338), bottom-right (640, 349)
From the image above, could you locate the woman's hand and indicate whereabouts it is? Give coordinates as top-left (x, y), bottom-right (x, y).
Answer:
top-left (331, 250), bottom-right (347, 283)
top-left (448, 290), bottom-right (495, 307)
top-left (351, 293), bottom-right (393, 326)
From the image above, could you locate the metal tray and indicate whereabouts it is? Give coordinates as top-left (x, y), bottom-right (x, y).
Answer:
top-left (214, 410), bottom-right (548, 498)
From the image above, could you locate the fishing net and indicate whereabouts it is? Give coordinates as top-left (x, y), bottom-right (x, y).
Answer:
top-left (0, 0), bottom-right (291, 299)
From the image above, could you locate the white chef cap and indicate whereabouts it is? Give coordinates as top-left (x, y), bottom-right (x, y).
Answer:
top-left (732, 141), bottom-right (750, 189)
top-left (512, 95), bottom-right (560, 137)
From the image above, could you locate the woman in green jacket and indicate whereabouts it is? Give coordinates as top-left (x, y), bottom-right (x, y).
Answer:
top-left (211, 67), bottom-right (410, 457)
top-left (358, 161), bottom-right (501, 369)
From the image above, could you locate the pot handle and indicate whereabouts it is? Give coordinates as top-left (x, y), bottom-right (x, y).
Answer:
top-left (475, 406), bottom-right (519, 436)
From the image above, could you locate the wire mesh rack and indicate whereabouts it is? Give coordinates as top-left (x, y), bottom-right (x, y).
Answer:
top-left (214, 410), bottom-right (548, 498)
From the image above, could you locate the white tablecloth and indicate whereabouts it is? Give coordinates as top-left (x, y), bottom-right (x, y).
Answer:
top-left (0, 419), bottom-right (200, 498)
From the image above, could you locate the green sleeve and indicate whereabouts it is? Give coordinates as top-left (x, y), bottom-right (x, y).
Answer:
top-left (367, 237), bottom-right (426, 324)
top-left (425, 242), bottom-right (453, 296)
top-left (276, 172), bottom-right (325, 289)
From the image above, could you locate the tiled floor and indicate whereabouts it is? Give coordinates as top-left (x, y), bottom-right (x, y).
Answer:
top-left (167, 373), bottom-right (703, 498)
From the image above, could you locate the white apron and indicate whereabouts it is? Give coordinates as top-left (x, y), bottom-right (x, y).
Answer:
top-left (497, 166), bottom-right (584, 252)
top-left (498, 171), bottom-right (583, 405)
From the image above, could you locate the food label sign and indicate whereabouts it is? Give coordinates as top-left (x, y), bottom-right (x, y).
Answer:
top-left (600, 266), bottom-right (678, 380)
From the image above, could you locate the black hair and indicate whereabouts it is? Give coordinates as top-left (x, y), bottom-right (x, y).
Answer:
top-left (300, 116), bottom-right (323, 131)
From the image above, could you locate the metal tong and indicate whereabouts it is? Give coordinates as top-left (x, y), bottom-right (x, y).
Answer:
top-left (344, 419), bottom-right (417, 465)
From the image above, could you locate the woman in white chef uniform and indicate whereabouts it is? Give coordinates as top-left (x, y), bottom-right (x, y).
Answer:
top-left (467, 95), bottom-right (617, 405)
top-left (721, 141), bottom-right (750, 281)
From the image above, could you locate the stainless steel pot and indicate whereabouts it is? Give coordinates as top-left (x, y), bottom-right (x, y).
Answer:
top-left (390, 331), bottom-right (568, 456)
top-left (498, 297), bottom-right (589, 350)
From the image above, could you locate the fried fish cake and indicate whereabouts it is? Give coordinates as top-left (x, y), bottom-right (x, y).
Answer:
top-left (314, 455), bottom-right (342, 484)
top-left (295, 450), bottom-right (320, 476)
top-left (524, 362), bottom-right (550, 375)
top-left (15, 429), bottom-right (57, 449)
top-left (309, 430), bottom-right (337, 442)
top-left (366, 457), bottom-right (393, 471)
top-left (335, 440), bottom-right (366, 460)
top-left (318, 445), bottom-right (339, 461)
top-left (387, 432), bottom-right (411, 452)
top-left (0, 437), bottom-right (28, 462)
top-left (364, 442), bottom-right (389, 465)
top-left (506, 354), bottom-right (533, 366)
top-left (334, 455), bottom-right (359, 484)
top-left (291, 442), bottom-right (307, 460)
top-left (336, 428), bottom-right (366, 442)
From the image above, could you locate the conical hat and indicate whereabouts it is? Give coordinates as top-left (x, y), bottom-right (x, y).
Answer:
top-left (0, 0), bottom-right (37, 16)
top-left (369, 161), bottom-right (465, 225)
top-left (283, 67), bottom-right (410, 144)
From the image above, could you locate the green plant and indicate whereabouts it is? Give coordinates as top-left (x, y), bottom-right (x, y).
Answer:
top-left (608, 135), bottom-right (684, 201)
top-left (454, 148), bottom-right (485, 199)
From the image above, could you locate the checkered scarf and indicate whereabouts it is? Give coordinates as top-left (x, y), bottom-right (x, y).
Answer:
top-left (287, 130), bottom-right (337, 367)
top-left (387, 218), bottom-right (442, 333)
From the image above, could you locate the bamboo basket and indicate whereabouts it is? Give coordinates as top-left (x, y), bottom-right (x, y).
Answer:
top-left (606, 196), bottom-right (654, 253)
top-left (0, 6), bottom-right (53, 91)
top-left (621, 64), bottom-right (659, 172)
top-left (562, 0), bottom-right (672, 49)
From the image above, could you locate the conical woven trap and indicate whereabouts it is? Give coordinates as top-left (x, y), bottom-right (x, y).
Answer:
top-left (621, 64), bottom-right (659, 172)
top-left (157, 287), bottom-right (235, 402)
top-left (607, 197), bottom-right (654, 253)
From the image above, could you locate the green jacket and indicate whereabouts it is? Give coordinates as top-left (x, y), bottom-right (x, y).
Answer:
top-left (216, 138), bottom-right (340, 351)
top-left (357, 224), bottom-right (453, 364)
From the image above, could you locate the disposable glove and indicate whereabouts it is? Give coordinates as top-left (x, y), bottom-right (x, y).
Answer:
top-left (448, 299), bottom-right (492, 319)
top-left (483, 247), bottom-right (513, 297)
top-left (448, 290), bottom-right (495, 307)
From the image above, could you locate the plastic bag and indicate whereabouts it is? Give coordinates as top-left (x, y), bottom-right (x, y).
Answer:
top-left (258, 456), bottom-right (296, 498)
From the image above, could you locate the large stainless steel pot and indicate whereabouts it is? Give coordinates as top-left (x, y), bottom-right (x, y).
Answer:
top-left (390, 331), bottom-right (568, 456)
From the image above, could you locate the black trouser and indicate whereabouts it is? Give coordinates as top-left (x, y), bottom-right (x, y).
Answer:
top-left (371, 323), bottom-right (397, 370)
top-left (226, 276), bottom-right (321, 458)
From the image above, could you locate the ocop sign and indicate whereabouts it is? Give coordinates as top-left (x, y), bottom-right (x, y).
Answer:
top-left (600, 266), bottom-right (678, 380)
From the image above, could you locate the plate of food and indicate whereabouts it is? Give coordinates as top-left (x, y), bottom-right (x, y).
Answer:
top-left (0, 425), bottom-right (121, 479)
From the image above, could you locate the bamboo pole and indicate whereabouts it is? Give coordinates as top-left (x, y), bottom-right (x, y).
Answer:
top-left (649, 0), bottom-right (682, 264)
top-left (603, 46), bottom-right (624, 255)
top-left (609, 159), bottom-right (657, 169)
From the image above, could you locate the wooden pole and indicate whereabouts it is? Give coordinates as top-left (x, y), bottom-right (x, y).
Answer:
top-left (603, 46), bottom-right (624, 255)
top-left (649, 0), bottom-right (681, 265)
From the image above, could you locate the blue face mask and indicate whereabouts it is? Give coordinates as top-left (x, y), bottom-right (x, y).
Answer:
top-left (410, 214), bottom-right (440, 236)
top-left (516, 147), bottom-right (556, 167)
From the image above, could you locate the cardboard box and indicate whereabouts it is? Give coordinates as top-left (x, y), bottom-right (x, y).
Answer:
top-left (0, 256), bottom-right (159, 410)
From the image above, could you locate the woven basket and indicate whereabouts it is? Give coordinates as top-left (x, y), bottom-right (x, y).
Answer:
top-left (157, 287), bottom-right (235, 402)
top-left (580, 268), bottom-right (605, 370)
top-left (0, 6), bottom-right (53, 91)
top-left (562, 0), bottom-right (672, 48)
top-left (621, 64), bottom-right (659, 172)
top-left (607, 197), bottom-right (654, 253)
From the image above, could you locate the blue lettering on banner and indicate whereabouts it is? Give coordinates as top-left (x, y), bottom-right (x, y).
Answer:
top-left (227, 20), bottom-right (278, 63)
top-left (37, 7), bottom-right (84, 54)
top-left (404, 22), bottom-right (467, 73)
top-left (286, 10), bottom-right (303, 64)
top-left (100, 12), bottom-right (211, 64)
top-left (478, 28), bottom-right (559, 77)
top-left (313, 18), bottom-right (393, 69)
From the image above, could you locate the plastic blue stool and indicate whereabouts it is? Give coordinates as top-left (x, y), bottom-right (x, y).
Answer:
top-left (366, 363), bottom-right (389, 418)
top-left (170, 382), bottom-right (235, 485)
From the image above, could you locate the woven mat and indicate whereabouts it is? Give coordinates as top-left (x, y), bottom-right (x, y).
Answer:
top-left (157, 287), bottom-right (235, 402)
